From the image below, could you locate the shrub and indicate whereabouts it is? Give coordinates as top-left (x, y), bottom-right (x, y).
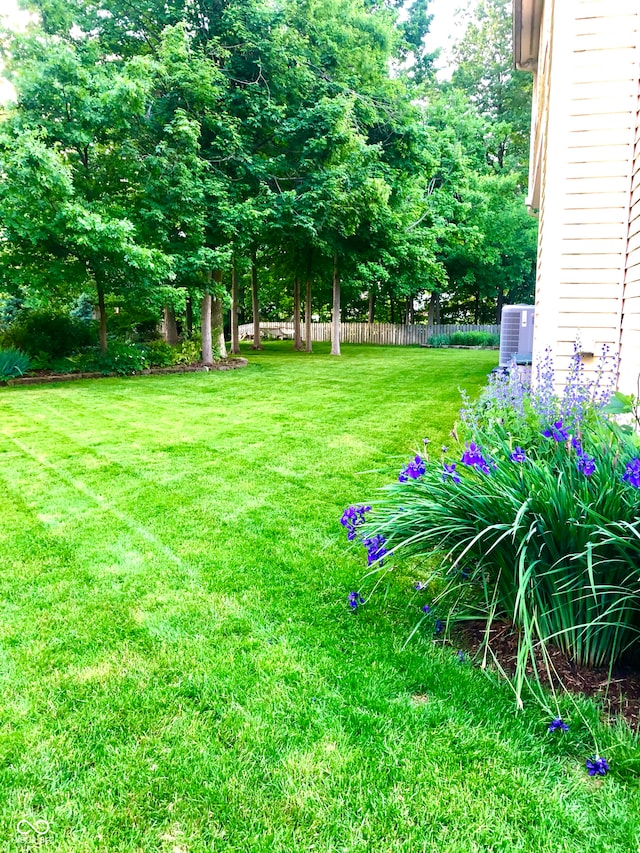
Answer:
top-left (106, 302), bottom-right (161, 342)
top-left (26, 351), bottom-right (56, 371)
top-left (77, 342), bottom-right (148, 375)
top-left (0, 348), bottom-right (30, 381)
top-left (449, 331), bottom-right (499, 347)
top-left (49, 354), bottom-right (85, 374)
top-left (173, 339), bottom-right (201, 365)
top-left (1, 311), bottom-right (96, 359)
top-left (70, 293), bottom-right (95, 323)
top-left (428, 334), bottom-right (450, 348)
top-left (347, 347), bottom-right (640, 694)
top-left (0, 294), bottom-right (23, 331)
top-left (428, 331), bottom-right (499, 348)
top-left (142, 340), bottom-right (177, 367)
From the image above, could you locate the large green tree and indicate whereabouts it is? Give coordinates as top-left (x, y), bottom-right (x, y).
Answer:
top-left (450, 0), bottom-right (532, 175)
top-left (433, 0), bottom-right (537, 320)
top-left (0, 33), bottom-right (173, 350)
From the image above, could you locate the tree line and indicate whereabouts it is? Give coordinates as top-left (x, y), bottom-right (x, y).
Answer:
top-left (0, 0), bottom-right (537, 359)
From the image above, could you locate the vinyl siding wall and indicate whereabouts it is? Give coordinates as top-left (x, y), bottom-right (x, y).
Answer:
top-left (529, 0), bottom-right (640, 393)
top-left (528, 0), bottom-right (553, 371)
top-left (620, 80), bottom-right (640, 393)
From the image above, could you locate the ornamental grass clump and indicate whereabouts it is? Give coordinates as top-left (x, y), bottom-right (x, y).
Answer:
top-left (0, 347), bottom-right (30, 381)
top-left (348, 347), bottom-right (640, 686)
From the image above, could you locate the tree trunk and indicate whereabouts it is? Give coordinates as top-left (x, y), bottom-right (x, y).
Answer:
top-left (390, 295), bottom-right (395, 325)
top-left (201, 292), bottom-right (213, 365)
top-left (97, 278), bottom-right (108, 354)
top-left (428, 292), bottom-right (436, 326)
top-left (496, 287), bottom-right (504, 325)
top-left (211, 270), bottom-right (226, 358)
top-left (293, 276), bottom-right (302, 351)
top-left (305, 249), bottom-right (313, 353)
top-left (435, 293), bottom-right (441, 325)
top-left (331, 252), bottom-right (341, 356)
top-left (212, 293), bottom-right (227, 359)
top-left (405, 298), bottom-right (411, 325)
top-left (474, 289), bottom-right (480, 325)
top-left (163, 305), bottom-right (178, 345)
top-left (230, 256), bottom-right (240, 355)
top-left (186, 297), bottom-right (193, 338)
top-left (368, 288), bottom-right (375, 324)
top-left (251, 248), bottom-right (262, 350)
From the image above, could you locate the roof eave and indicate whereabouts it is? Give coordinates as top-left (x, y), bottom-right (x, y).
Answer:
top-left (513, 0), bottom-right (544, 72)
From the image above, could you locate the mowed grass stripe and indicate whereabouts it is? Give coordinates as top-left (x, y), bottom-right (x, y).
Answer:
top-left (0, 343), bottom-right (637, 852)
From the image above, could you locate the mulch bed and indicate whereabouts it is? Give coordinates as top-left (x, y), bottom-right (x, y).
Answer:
top-left (458, 621), bottom-right (640, 729)
top-left (420, 345), bottom-right (499, 350)
top-left (4, 357), bottom-right (248, 387)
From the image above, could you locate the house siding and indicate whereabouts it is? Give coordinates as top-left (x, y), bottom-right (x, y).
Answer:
top-left (530, 0), bottom-right (553, 364)
top-left (529, 0), bottom-right (640, 392)
top-left (620, 83), bottom-right (640, 393)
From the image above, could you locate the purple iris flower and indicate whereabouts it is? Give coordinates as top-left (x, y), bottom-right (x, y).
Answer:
top-left (586, 756), bottom-right (609, 777)
top-left (442, 462), bottom-right (461, 483)
top-left (348, 591), bottom-right (365, 610)
top-left (622, 458), bottom-right (640, 488)
top-left (362, 534), bottom-right (388, 566)
top-left (576, 454), bottom-right (596, 477)
top-left (542, 420), bottom-right (569, 442)
top-left (340, 504), bottom-right (371, 540)
top-left (461, 442), bottom-right (494, 474)
top-left (510, 447), bottom-right (526, 464)
top-left (548, 718), bottom-right (569, 733)
top-left (399, 455), bottom-right (426, 483)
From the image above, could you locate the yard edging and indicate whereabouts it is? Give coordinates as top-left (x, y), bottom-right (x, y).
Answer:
top-left (3, 357), bottom-right (249, 387)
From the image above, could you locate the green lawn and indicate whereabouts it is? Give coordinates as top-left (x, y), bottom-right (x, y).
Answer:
top-left (0, 342), bottom-right (638, 852)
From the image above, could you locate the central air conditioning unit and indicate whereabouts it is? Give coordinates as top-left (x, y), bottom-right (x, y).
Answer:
top-left (499, 305), bottom-right (535, 368)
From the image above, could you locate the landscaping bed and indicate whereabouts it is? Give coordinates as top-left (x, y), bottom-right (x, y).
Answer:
top-left (421, 343), bottom-right (500, 349)
top-left (4, 357), bottom-right (248, 386)
top-left (344, 343), bottom-right (640, 781)
top-left (459, 621), bottom-right (640, 729)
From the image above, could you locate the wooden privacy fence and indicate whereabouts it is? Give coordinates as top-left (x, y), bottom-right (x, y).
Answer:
top-left (237, 322), bottom-right (499, 346)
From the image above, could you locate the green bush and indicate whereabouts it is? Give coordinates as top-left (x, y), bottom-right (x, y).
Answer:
top-left (0, 294), bottom-right (22, 331)
top-left (70, 293), bottom-right (95, 323)
top-left (428, 331), bottom-right (499, 348)
top-left (449, 331), bottom-right (499, 347)
top-left (25, 351), bottom-right (55, 371)
top-left (48, 353), bottom-right (97, 374)
top-left (77, 342), bottom-right (148, 375)
top-left (0, 348), bottom-right (30, 381)
top-left (348, 348), bottom-right (640, 700)
top-left (105, 300), bottom-right (162, 342)
top-left (428, 334), bottom-right (450, 348)
top-left (173, 339), bottom-right (201, 365)
top-left (1, 311), bottom-right (96, 360)
top-left (142, 340), bottom-right (177, 367)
